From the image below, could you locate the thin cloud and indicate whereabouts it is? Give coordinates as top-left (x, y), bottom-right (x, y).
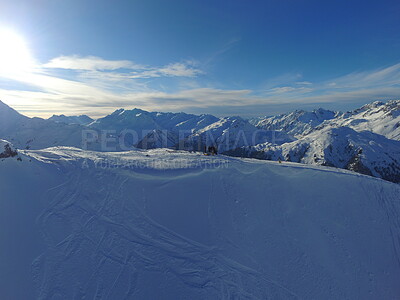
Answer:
top-left (269, 86), bottom-right (297, 93)
top-left (43, 55), bottom-right (202, 79)
top-left (204, 37), bottom-right (241, 66)
top-left (263, 63), bottom-right (400, 101)
top-left (157, 62), bottom-right (202, 77)
top-left (324, 63), bottom-right (400, 89)
top-left (0, 53), bottom-right (399, 117)
top-left (296, 81), bottom-right (313, 85)
top-left (43, 55), bottom-right (140, 71)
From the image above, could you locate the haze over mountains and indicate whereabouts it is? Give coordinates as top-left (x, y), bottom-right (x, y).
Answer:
top-left (0, 99), bottom-right (399, 182)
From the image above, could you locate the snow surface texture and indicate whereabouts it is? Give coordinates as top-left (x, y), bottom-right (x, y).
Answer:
top-left (1, 148), bottom-right (400, 299)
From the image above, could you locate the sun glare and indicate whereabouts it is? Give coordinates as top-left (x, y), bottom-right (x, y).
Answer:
top-left (0, 28), bottom-right (35, 74)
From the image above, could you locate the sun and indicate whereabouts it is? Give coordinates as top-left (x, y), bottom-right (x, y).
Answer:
top-left (0, 28), bottom-right (35, 74)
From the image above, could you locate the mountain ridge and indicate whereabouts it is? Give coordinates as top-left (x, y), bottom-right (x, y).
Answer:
top-left (0, 99), bottom-right (399, 182)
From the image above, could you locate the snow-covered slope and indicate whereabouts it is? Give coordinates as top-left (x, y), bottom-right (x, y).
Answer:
top-left (182, 116), bottom-right (295, 152)
top-left (136, 129), bottom-right (179, 149)
top-left (89, 108), bottom-right (219, 140)
top-left (89, 108), bottom-right (161, 138)
top-left (1, 148), bottom-right (400, 299)
top-left (0, 100), bottom-right (29, 132)
top-left (232, 126), bottom-right (400, 183)
top-left (251, 108), bottom-right (338, 137)
top-left (0, 116), bottom-right (87, 150)
top-left (0, 100), bottom-right (92, 150)
top-left (324, 100), bottom-right (400, 140)
top-left (48, 114), bottom-right (94, 125)
top-left (252, 100), bottom-right (400, 141)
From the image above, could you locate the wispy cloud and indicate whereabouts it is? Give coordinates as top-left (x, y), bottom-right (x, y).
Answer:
top-left (295, 81), bottom-right (312, 86)
top-left (204, 37), bottom-right (241, 67)
top-left (267, 86), bottom-right (313, 95)
top-left (325, 63), bottom-right (400, 89)
top-left (0, 52), bottom-right (399, 118)
top-left (43, 55), bottom-right (141, 71)
top-left (262, 63), bottom-right (400, 103)
top-left (43, 55), bottom-right (202, 79)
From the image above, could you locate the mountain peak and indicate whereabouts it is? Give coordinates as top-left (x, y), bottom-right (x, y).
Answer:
top-left (48, 114), bottom-right (94, 125)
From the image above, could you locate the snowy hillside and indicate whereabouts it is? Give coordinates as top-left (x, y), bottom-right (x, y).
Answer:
top-left (229, 126), bottom-right (400, 183)
top-left (252, 100), bottom-right (400, 141)
top-left (48, 114), bottom-right (94, 125)
top-left (0, 100), bottom-right (92, 150)
top-left (89, 108), bottom-right (219, 141)
top-left (136, 129), bottom-right (179, 149)
top-left (182, 116), bottom-right (294, 152)
top-left (1, 148), bottom-right (400, 299)
top-left (324, 100), bottom-right (400, 140)
top-left (251, 108), bottom-right (338, 137)
top-left (0, 100), bottom-right (29, 132)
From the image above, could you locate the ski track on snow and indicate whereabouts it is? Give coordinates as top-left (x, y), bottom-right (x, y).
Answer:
top-left (32, 166), bottom-right (299, 299)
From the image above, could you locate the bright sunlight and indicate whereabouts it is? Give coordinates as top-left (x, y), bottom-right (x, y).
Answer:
top-left (0, 28), bottom-right (34, 74)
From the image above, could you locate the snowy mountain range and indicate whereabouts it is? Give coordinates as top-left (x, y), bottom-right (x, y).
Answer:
top-left (0, 99), bottom-right (399, 182)
top-left (0, 100), bottom-right (89, 150)
top-left (323, 100), bottom-right (400, 140)
top-left (1, 145), bottom-right (400, 299)
top-left (227, 126), bottom-right (400, 183)
top-left (48, 114), bottom-right (94, 125)
top-left (236, 100), bottom-right (400, 182)
top-left (251, 100), bottom-right (400, 141)
top-left (250, 108), bottom-right (339, 137)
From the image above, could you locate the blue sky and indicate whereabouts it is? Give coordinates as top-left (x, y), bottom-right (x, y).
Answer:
top-left (0, 0), bottom-right (399, 117)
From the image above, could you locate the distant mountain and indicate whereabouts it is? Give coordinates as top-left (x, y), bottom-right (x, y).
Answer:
top-left (1, 99), bottom-right (399, 183)
top-left (181, 116), bottom-right (295, 152)
top-left (251, 100), bottom-right (400, 141)
top-left (89, 108), bottom-right (219, 140)
top-left (89, 108), bottom-right (161, 137)
top-left (0, 100), bottom-right (91, 150)
top-left (0, 100), bottom-right (29, 132)
top-left (250, 108), bottom-right (338, 137)
top-left (136, 129), bottom-right (179, 149)
top-left (48, 114), bottom-right (94, 125)
top-left (322, 100), bottom-right (400, 140)
top-left (227, 126), bottom-right (400, 183)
